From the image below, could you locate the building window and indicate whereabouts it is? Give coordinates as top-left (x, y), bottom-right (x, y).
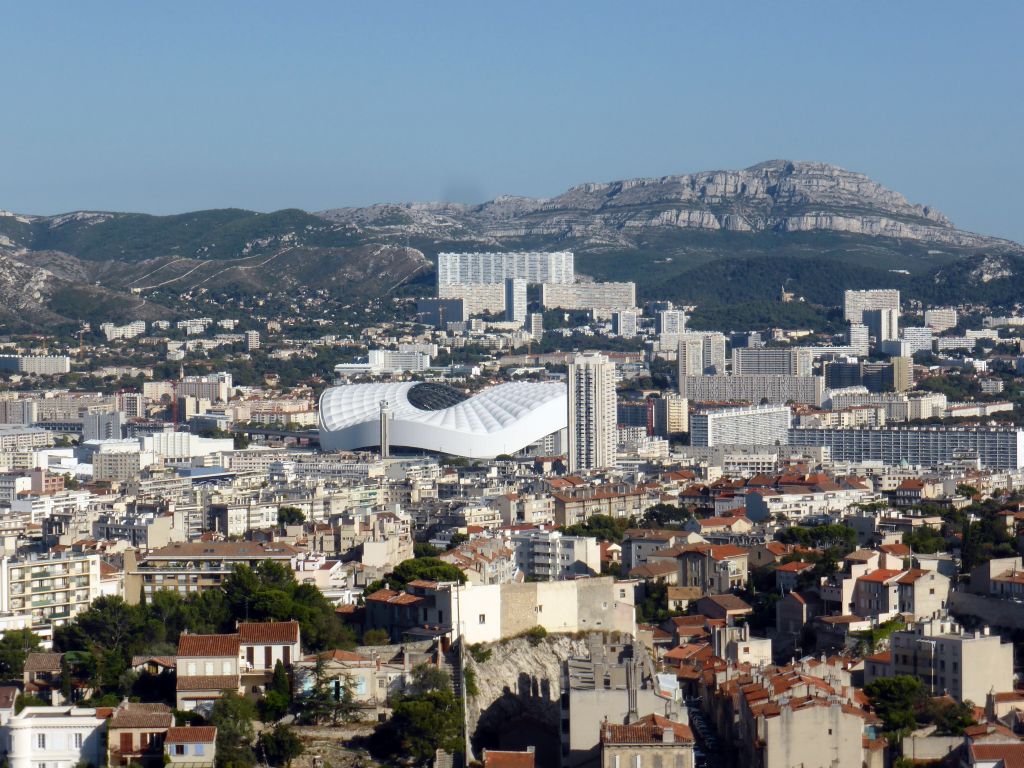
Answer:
top-left (478, 614), bottom-right (486, 624)
top-left (195, 744), bottom-right (205, 756)
top-left (73, 734), bottom-right (83, 749)
top-left (37, 735), bottom-right (46, 750)
top-left (174, 745), bottom-right (186, 756)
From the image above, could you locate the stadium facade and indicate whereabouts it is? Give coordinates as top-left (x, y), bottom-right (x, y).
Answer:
top-left (318, 381), bottom-right (568, 458)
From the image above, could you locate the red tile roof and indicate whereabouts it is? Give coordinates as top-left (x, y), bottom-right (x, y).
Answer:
top-left (483, 750), bottom-right (536, 768)
top-left (175, 675), bottom-right (239, 691)
top-left (775, 561), bottom-right (813, 573)
top-left (970, 743), bottom-right (1024, 768)
top-left (177, 634), bottom-right (240, 658)
top-left (166, 726), bottom-right (218, 743)
top-left (237, 621), bottom-right (299, 644)
top-left (601, 713), bottom-right (694, 745)
top-left (110, 702), bottom-right (174, 729)
top-left (856, 569), bottom-right (902, 584)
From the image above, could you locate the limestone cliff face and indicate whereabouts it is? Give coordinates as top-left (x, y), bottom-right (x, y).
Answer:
top-left (464, 635), bottom-right (587, 756)
top-left (320, 160), bottom-right (1018, 252)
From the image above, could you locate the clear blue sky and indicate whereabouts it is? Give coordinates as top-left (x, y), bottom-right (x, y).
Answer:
top-left (3, 1), bottom-right (1022, 241)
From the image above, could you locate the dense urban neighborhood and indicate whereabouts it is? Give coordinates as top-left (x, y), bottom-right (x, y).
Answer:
top-left (0, 247), bottom-right (1023, 768)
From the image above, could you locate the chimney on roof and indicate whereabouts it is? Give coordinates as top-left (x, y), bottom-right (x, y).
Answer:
top-left (661, 726), bottom-right (674, 744)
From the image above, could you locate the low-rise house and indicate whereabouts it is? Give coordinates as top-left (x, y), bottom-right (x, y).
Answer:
top-left (175, 634), bottom-right (242, 712)
top-left (22, 653), bottom-right (63, 704)
top-left (675, 544), bottom-right (749, 595)
top-left (164, 726), bottom-right (217, 767)
top-left (295, 647), bottom-right (415, 713)
top-left (696, 594), bottom-right (752, 622)
top-left (107, 702), bottom-right (174, 768)
top-left (238, 621), bottom-right (301, 685)
top-left (774, 560), bottom-right (813, 592)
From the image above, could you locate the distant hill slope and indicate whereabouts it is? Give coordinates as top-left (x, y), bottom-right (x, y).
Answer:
top-left (0, 209), bottom-right (429, 330)
top-left (1, 161), bottom-right (1021, 330)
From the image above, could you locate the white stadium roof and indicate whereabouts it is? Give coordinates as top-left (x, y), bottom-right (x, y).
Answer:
top-left (318, 381), bottom-right (567, 458)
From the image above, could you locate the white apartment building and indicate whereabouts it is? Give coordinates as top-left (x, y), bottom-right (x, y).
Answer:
top-left (828, 389), bottom-right (947, 422)
top-left (656, 309), bottom-right (686, 336)
top-left (864, 307), bottom-right (900, 343)
top-left (0, 356), bottom-right (73, 376)
top-left (541, 282), bottom-right (636, 319)
top-left (732, 348), bottom-right (812, 376)
top-left (2, 706), bottom-right (107, 768)
top-left (93, 443), bottom-right (145, 483)
top-left (244, 330), bottom-right (260, 351)
top-left (847, 322), bottom-right (870, 356)
top-left (676, 333), bottom-right (727, 377)
top-left (510, 530), bottom-right (602, 580)
top-left (787, 426), bottom-right (1024, 470)
top-left (843, 289), bottom-right (900, 324)
top-left (99, 320), bottom-right (147, 341)
top-left (611, 310), bottom-right (639, 338)
top-left (568, 354), bottom-right (617, 473)
top-left (0, 553), bottom-right (102, 634)
top-left (680, 374), bottom-right (825, 407)
top-left (437, 250), bottom-right (574, 285)
top-left (527, 313), bottom-right (544, 341)
top-left (924, 307), bottom-right (958, 332)
top-left (178, 373), bottom-right (233, 403)
top-left (368, 349), bottom-right (430, 373)
top-left (504, 278), bottom-right (527, 323)
top-left (437, 283), bottom-right (506, 315)
top-left (900, 326), bottom-right (934, 355)
top-left (689, 404), bottom-right (792, 447)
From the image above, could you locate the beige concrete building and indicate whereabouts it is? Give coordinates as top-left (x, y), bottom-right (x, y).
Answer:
top-left (599, 714), bottom-right (694, 768)
top-left (866, 616), bottom-right (1014, 704)
top-left (563, 636), bottom-right (682, 767)
top-left (125, 541), bottom-right (299, 603)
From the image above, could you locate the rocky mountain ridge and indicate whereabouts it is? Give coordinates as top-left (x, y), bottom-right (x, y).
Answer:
top-left (1, 160), bottom-right (1021, 330)
top-left (320, 160), bottom-right (1018, 252)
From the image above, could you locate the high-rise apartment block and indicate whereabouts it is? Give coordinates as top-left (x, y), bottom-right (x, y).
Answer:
top-left (681, 375), bottom-right (825, 407)
top-left (655, 309), bottom-right (686, 336)
top-left (568, 353), bottom-right (617, 473)
top-left (611, 310), bottom-right (639, 338)
top-left (245, 330), bottom-right (261, 351)
top-left (676, 333), bottom-right (727, 378)
top-left (653, 393), bottom-right (688, 436)
top-left (844, 289), bottom-right (900, 324)
top-left (690, 404), bottom-right (792, 447)
top-left (847, 323), bottom-right (870, 356)
top-left (787, 425), bottom-right (1024, 470)
top-left (504, 278), bottom-right (527, 323)
top-left (540, 282), bottom-right (636, 318)
top-left (732, 348), bottom-right (812, 377)
top-left (863, 307), bottom-right (900, 343)
top-left (0, 356), bottom-right (72, 376)
top-left (527, 313), bottom-right (544, 341)
top-left (924, 307), bottom-right (958, 332)
top-left (179, 373), bottom-right (233, 403)
top-left (437, 251), bottom-right (574, 285)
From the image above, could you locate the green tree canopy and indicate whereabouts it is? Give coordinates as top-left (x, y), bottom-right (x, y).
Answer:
top-left (865, 675), bottom-right (925, 736)
top-left (258, 725), bottom-right (304, 768)
top-left (370, 688), bottom-right (463, 766)
top-left (211, 691), bottom-right (257, 768)
top-left (0, 629), bottom-right (41, 679)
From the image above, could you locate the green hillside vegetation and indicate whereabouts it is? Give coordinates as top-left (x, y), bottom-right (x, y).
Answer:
top-left (26, 208), bottom-right (345, 262)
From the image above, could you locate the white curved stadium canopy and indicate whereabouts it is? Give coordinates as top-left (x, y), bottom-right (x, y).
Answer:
top-left (318, 381), bottom-right (568, 458)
